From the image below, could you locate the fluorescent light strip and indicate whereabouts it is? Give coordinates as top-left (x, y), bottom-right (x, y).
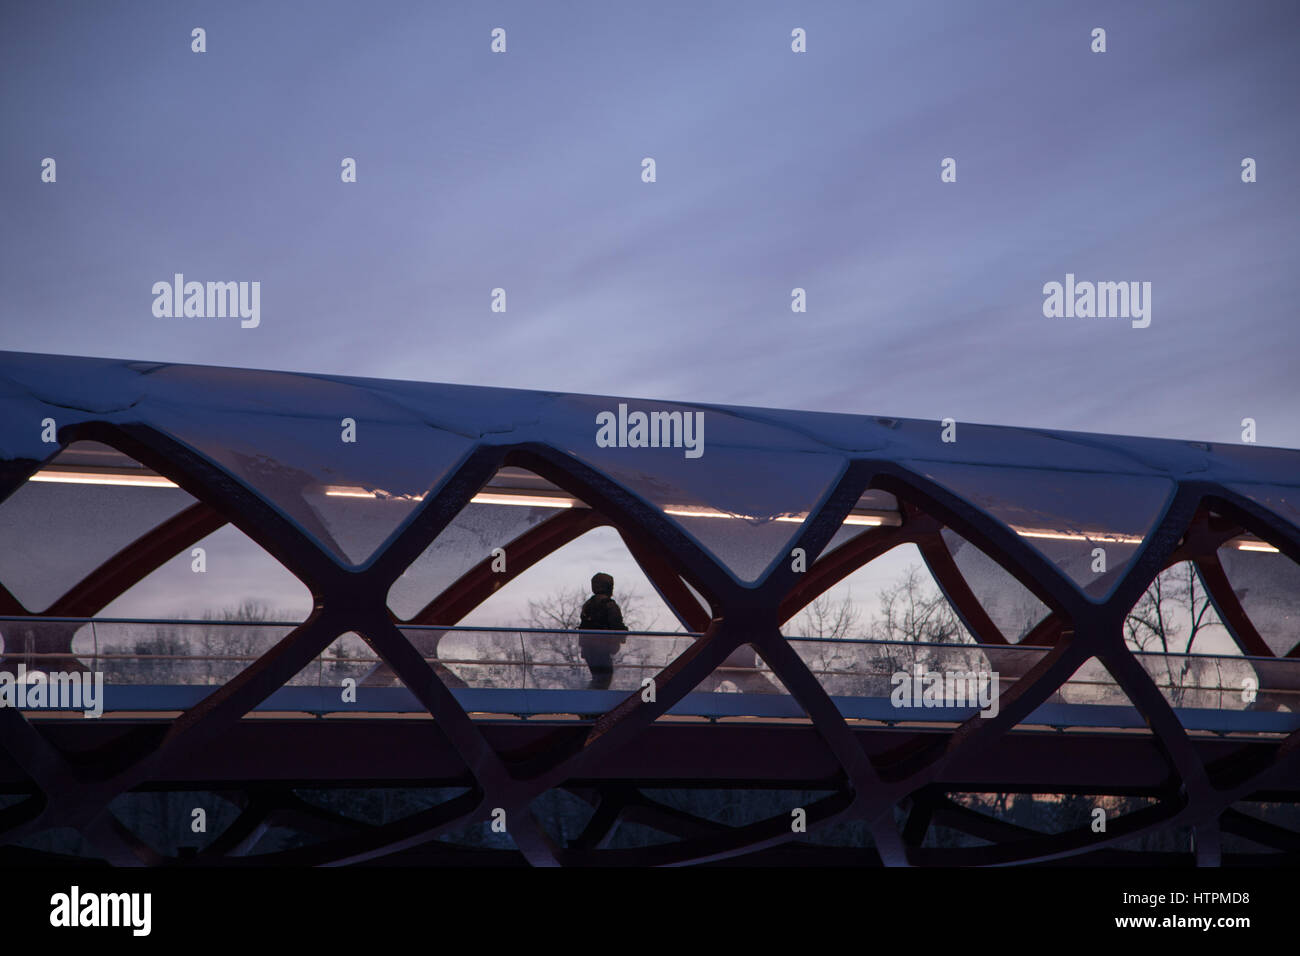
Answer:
top-left (668, 508), bottom-right (886, 528)
top-left (29, 470), bottom-right (178, 489)
top-left (835, 514), bottom-right (886, 527)
top-left (779, 514), bottom-right (886, 526)
top-left (1012, 528), bottom-right (1146, 544)
top-left (1238, 541), bottom-right (1280, 553)
top-left (323, 488), bottom-right (577, 508)
top-left (23, 469), bottom-right (1289, 552)
top-left (470, 492), bottom-right (574, 509)
top-left (665, 506), bottom-right (790, 521)
top-left (321, 487), bottom-right (423, 502)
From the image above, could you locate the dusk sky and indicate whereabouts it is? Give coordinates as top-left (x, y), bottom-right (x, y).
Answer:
top-left (1, 1), bottom-right (1297, 642)
top-left (3, 0), bottom-right (1296, 446)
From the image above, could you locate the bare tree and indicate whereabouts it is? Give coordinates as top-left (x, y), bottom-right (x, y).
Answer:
top-left (864, 563), bottom-right (977, 681)
top-left (788, 591), bottom-right (868, 694)
top-left (792, 591), bottom-right (862, 640)
top-left (788, 566), bottom-right (972, 695)
top-left (524, 587), bottom-right (586, 632)
top-left (870, 565), bottom-right (970, 645)
top-left (1125, 562), bottom-right (1226, 707)
top-left (103, 600), bottom-right (292, 685)
top-left (196, 599), bottom-right (286, 684)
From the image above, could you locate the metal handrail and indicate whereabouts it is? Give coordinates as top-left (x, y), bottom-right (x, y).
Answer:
top-left (0, 615), bottom-right (703, 637)
top-left (2, 615), bottom-right (1297, 665)
top-left (0, 613), bottom-right (1294, 665)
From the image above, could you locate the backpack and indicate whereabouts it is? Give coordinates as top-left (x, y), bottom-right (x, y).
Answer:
top-left (580, 594), bottom-right (628, 644)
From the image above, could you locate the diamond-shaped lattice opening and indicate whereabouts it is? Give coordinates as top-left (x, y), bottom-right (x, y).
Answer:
top-left (785, 543), bottom-right (994, 708)
top-left (388, 467), bottom-right (580, 621)
top-left (0, 441), bottom-right (199, 613)
top-left (911, 461), bottom-right (1174, 598)
top-left (0, 445), bottom-right (317, 692)
top-left (558, 395), bottom-right (846, 584)
top-left (1124, 561), bottom-right (1248, 717)
top-left (98, 524), bottom-right (313, 622)
top-left (390, 525), bottom-right (689, 696)
top-left (105, 791), bottom-right (243, 857)
top-left (1050, 655), bottom-right (1162, 739)
top-left (529, 788), bottom-right (598, 846)
top-left (145, 365), bottom-right (476, 567)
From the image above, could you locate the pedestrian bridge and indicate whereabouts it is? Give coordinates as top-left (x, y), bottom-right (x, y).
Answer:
top-left (2, 351), bottom-right (1299, 866)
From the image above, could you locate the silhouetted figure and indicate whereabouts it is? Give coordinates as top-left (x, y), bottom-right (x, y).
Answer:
top-left (579, 572), bottom-right (627, 690)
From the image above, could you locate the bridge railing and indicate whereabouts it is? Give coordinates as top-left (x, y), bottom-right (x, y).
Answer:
top-left (1, 617), bottom-right (1297, 714)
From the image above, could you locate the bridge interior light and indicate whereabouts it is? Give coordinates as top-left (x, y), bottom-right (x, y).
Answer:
top-left (24, 467), bottom-right (1289, 554)
top-left (1237, 540), bottom-right (1280, 553)
top-left (29, 470), bottom-right (179, 488)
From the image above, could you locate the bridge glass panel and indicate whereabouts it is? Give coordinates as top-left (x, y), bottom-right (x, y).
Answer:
top-left (556, 395), bottom-right (846, 584)
top-left (388, 496), bottom-right (563, 621)
top-left (939, 528), bottom-right (1050, 643)
top-left (145, 365), bottom-right (475, 566)
top-left (0, 441), bottom-right (197, 613)
top-left (910, 462), bottom-right (1174, 599)
top-left (1228, 482), bottom-right (1300, 536)
top-left (68, 618), bottom-right (299, 687)
top-left (1216, 539), bottom-right (1300, 658)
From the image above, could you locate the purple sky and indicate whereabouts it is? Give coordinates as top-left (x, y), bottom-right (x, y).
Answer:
top-left (3, 0), bottom-right (1297, 447)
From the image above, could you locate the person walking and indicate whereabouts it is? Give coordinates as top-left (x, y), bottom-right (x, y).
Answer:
top-left (579, 572), bottom-right (628, 690)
